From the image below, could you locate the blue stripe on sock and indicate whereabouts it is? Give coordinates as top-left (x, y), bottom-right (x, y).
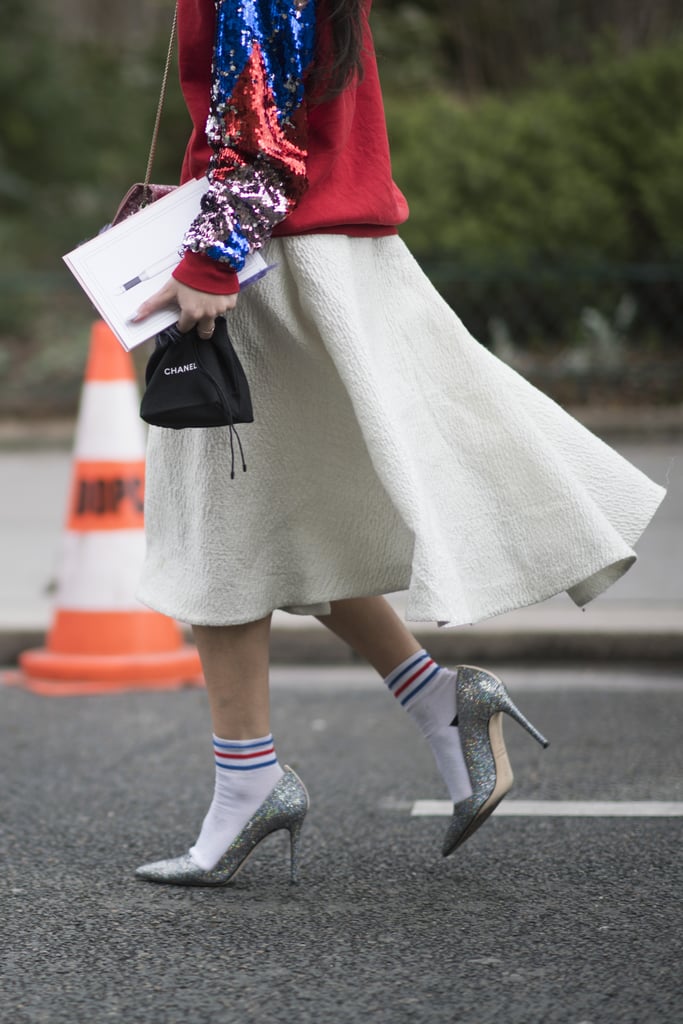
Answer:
top-left (213, 737), bottom-right (273, 751)
top-left (214, 756), bottom-right (278, 771)
top-left (388, 652), bottom-right (429, 691)
top-left (400, 665), bottom-right (440, 707)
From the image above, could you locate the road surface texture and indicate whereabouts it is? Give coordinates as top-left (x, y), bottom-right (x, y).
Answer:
top-left (2, 665), bottom-right (681, 1024)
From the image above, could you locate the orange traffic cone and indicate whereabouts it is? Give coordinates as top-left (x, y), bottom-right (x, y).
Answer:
top-left (15, 321), bottom-right (203, 696)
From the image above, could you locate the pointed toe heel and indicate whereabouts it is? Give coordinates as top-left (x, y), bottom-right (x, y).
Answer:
top-left (135, 766), bottom-right (309, 887)
top-left (442, 666), bottom-right (548, 858)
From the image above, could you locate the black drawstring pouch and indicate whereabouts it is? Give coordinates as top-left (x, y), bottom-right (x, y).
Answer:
top-left (140, 318), bottom-right (253, 476)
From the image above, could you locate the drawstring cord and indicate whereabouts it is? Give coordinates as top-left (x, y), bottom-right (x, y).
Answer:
top-left (228, 424), bottom-right (247, 479)
top-left (191, 332), bottom-right (248, 479)
top-left (193, 337), bottom-right (247, 479)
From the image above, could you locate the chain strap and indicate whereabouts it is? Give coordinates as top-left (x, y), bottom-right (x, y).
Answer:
top-left (143, 3), bottom-right (179, 197)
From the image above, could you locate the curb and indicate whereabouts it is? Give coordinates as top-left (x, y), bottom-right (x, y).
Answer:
top-left (4, 624), bottom-right (683, 670)
top-left (269, 625), bottom-right (683, 664)
top-left (1, 406), bottom-right (682, 450)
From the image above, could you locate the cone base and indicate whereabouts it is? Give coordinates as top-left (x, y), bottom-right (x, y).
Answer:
top-left (12, 645), bottom-right (204, 696)
top-left (2, 669), bottom-right (205, 698)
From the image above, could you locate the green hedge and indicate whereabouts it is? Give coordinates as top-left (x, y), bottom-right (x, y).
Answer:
top-left (0, 2), bottom-right (189, 276)
top-left (386, 37), bottom-right (683, 264)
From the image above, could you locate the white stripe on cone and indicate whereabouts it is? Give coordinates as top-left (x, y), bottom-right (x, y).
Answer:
top-left (74, 381), bottom-right (146, 460)
top-left (56, 531), bottom-right (148, 611)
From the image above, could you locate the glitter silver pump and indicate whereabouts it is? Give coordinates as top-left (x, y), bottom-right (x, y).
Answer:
top-left (442, 666), bottom-right (549, 857)
top-left (135, 766), bottom-right (309, 886)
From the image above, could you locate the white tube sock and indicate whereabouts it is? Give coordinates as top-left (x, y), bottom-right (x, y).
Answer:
top-left (189, 733), bottom-right (284, 870)
top-left (384, 651), bottom-right (473, 804)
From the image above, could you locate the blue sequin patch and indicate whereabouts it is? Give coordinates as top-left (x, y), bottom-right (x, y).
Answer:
top-left (182, 0), bottom-right (316, 271)
top-left (214, 0), bottom-right (316, 121)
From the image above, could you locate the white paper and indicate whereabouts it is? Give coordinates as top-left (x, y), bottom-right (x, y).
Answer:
top-left (63, 178), bottom-right (271, 350)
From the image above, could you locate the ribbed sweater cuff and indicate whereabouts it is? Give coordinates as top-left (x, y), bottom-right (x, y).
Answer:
top-left (172, 251), bottom-right (241, 295)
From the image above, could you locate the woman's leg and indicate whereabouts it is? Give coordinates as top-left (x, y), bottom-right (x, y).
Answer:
top-left (193, 616), bottom-right (272, 739)
top-left (136, 613), bottom-right (311, 883)
top-left (184, 616), bottom-right (285, 870)
top-left (315, 596), bottom-right (422, 676)
top-left (316, 597), bottom-right (472, 804)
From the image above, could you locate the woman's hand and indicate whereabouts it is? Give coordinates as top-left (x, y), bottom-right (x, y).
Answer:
top-left (131, 278), bottom-right (238, 338)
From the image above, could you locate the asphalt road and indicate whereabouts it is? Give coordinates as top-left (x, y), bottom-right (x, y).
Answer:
top-left (2, 665), bottom-right (682, 1024)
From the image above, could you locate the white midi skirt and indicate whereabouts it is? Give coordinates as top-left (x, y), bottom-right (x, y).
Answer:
top-left (138, 234), bottom-right (665, 627)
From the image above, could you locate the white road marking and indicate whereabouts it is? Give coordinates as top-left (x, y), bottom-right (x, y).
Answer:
top-left (410, 800), bottom-right (683, 817)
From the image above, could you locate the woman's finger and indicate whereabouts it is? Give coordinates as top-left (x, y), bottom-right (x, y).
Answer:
top-left (196, 317), bottom-right (216, 338)
top-left (132, 277), bottom-right (238, 330)
top-left (131, 280), bottom-right (177, 323)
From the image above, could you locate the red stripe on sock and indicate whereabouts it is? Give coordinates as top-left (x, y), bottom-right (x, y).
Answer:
top-left (214, 747), bottom-right (275, 760)
top-left (394, 659), bottom-right (434, 698)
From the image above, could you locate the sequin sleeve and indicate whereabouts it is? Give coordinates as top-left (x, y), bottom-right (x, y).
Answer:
top-left (182, 0), bottom-right (316, 271)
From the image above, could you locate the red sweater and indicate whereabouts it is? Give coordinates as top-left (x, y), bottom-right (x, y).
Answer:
top-left (173, 0), bottom-right (409, 295)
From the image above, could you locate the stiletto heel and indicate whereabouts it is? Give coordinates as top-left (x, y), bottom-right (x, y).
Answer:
top-left (442, 665), bottom-right (549, 857)
top-left (288, 817), bottom-right (304, 884)
top-left (497, 691), bottom-right (549, 749)
top-left (135, 766), bottom-right (309, 886)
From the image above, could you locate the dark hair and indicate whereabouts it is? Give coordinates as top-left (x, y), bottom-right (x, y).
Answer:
top-left (309, 0), bottom-right (365, 102)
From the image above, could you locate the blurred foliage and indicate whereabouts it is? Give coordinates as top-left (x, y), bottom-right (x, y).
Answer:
top-left (383, 36), bottom-right (683, 364)
top-left (386, 38), bottom-right (683, 263)
top-left (0, 0), bottom-right (189, 275)
top-left (1, 0), bottom-right (682, 413)
top-left (372, 0), bottom-right (683, 95)
top-left (0, 0), bottom-right (190, 397)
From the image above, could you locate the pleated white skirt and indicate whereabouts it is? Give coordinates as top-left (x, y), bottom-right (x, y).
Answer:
top-left (138, 234), bottom-right (665, 627)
